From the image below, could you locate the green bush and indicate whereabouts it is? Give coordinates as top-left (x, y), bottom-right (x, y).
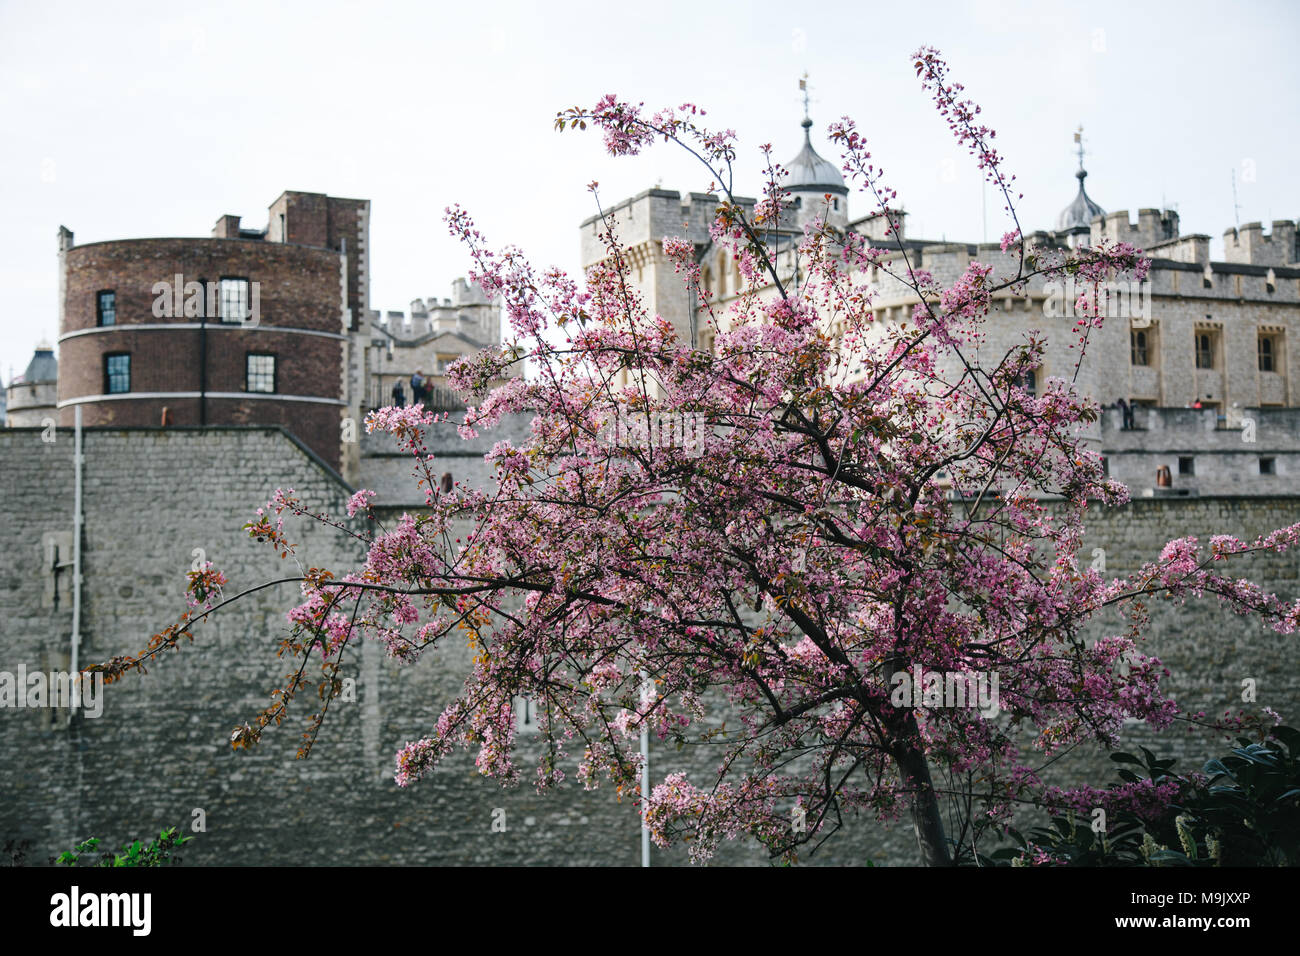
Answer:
top-left (983, 725), bottom-right (1300, 867)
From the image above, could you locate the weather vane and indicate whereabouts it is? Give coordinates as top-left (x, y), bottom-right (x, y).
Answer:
top-left (799, 72), bottom-right (811, 120)
top-left (1073, 124), bottom-right (1086, 172)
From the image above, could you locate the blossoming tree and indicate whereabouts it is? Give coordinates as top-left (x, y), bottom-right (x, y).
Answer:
top-left (95, 49), bottom-right (1299, 866)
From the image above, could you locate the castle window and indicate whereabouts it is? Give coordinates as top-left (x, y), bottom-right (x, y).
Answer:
top-left (219, 277), bottom-right (251, 323)
top-left (245, 353), bottom-right (276, 393)
top-left (1015, 369), bottom-right (1037, 396)
top-left (1258, 334), bottom-right (1277, 372)
top-left (1130, 329), bottom-right (1149, 366)
top-left (1259, 457), bottom-right (1276, 476)
top-left (96, 290), bottom-right (116, 327)
top-left (104, 353), bottom-right (130, 394)
top-left (1178, 456), bottom-right (1195, 476)
top-left (1195, 332), bottom-right (1215, 370)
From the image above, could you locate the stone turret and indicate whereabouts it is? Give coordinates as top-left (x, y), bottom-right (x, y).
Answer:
top-left (782, 114), bottom-right (848, 232)
top-left (1056, 130), bottom-right (1105, 248)
top-left (5, 341), bottom-right (58, 427)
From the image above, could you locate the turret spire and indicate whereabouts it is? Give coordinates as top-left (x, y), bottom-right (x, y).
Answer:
top-left (1056, 125), bottom-right (1105, 233)
top-left (799, 72), bottom-right (813, 145)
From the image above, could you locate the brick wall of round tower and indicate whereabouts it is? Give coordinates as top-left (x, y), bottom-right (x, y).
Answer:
top-left (58, 237), bottom-right (348, 471)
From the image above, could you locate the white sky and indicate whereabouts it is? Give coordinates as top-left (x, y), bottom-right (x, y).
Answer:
top-left (2, 0), bottom-right (1297, 383)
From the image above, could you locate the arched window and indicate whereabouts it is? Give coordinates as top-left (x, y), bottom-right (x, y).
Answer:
top-left (1258, 334), bottom-right (1276, 372)
top-left (1130, 329), bottom-right (1148, 366)
top-left (1195, 333), bottom-right (1214, 369)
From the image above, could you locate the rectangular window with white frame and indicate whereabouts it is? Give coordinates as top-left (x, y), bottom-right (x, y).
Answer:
top-left (220, 277), bottom-right (251, 323)
top-left (97, 290), bottom-right (116, 327)
top-left (245, 353), bottom-right (276, 393)
top-left (104, 353), bottom-right (130, 393)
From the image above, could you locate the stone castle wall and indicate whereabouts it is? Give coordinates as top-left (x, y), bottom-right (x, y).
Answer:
top-left (2, 426), bottom-right (1297, 866)
top-left (1101, 405), bottom-right (1300, 495)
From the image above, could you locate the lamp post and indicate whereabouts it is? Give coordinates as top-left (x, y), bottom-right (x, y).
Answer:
top-left (640, 671), bottom-right (652, 867)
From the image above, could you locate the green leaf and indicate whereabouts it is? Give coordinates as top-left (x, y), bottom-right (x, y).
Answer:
top-left (1202, 758), bottom-right (1232, 778)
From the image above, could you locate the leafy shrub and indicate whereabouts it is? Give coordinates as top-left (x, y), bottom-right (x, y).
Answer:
top-left (54, 826), bottom-right (191, 867)
top-left (982, 726), bottom-right (1300, 866)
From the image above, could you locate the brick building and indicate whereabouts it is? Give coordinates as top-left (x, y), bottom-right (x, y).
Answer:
top-left (55, 191), bottom-right (370, 475)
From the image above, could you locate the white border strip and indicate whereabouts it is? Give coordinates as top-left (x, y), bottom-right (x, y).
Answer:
top-left (58, 324), bottom-right (347, 343)
top-left (57, 392), bottom-right (346, 408)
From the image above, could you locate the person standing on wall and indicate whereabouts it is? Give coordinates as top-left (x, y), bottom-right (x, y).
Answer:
top-left (391, 379), bottom-right (406, 407)
top-left (411, 368), bottom-right (426, 406)
top-left (1117, 397), bottom-right (1135, 431)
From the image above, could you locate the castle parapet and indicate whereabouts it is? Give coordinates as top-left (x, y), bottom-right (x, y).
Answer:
top-left (1223, 220), bottom-right (1298, 267)
top-left (1091, 208), bottom-right (1179, 251)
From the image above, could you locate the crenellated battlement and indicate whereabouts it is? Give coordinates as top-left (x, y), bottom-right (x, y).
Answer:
top-left (580, 189), bottom-right (755, 268)
top-left (371, 278), bottom-right (498, 346)
top-left (1223, 220), bottom-right (1299, 268)
top-left (1090, 208), bottom-right (1180, 251)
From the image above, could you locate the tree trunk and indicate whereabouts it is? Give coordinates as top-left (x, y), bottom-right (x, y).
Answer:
top-left (881, 655), bottom-right (953, 866)
top-left (893, 729), bottom-right (953, 866)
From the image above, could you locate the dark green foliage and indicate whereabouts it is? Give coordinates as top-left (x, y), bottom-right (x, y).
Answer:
top-left (978, 726), bottom-right (1300, 866)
